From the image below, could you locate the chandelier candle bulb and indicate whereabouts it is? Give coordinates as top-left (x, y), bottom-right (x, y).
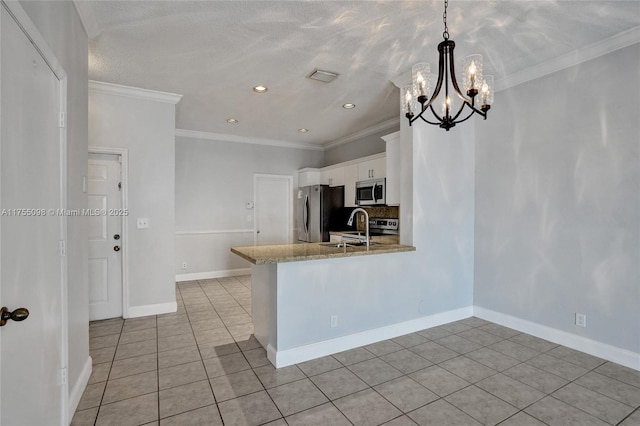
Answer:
top-left (481, 75), bottom-right (494, 109)
top-left (412, 63), bottom-right (431, 102)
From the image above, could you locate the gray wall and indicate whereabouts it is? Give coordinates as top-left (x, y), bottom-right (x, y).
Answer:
top-left (175, 137), bottom-right (324, 275)
top-left (21, 0), bottom-right (89, 407)
top-left (323, 126), bottom-right (397, 166)
top-left (474, 43), bottom-right (640, 353)
top-left (89, 90), bottom-right (178, 311)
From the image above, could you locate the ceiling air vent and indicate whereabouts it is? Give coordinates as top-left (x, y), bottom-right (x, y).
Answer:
top-left (306, 69), bottom-right (339, 83)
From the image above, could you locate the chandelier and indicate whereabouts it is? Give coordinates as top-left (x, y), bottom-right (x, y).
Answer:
top-left (402, 0), bottom-right (494, 131)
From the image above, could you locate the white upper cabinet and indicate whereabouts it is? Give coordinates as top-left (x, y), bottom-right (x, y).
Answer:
top-left (343, 164), bottom-right (358, 207)
top-left (322, 166), bottom-right (345, 187)
top-left (357, 156), bottom-right (386, 181)
top-left (298, 168), bottom-right (321, 187)
top-left (382, 131), bottom-right (400, 206)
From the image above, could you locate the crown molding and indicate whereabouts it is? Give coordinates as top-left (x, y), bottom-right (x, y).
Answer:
top-left (73, 1), bottom-right (101, 38)
top-left (496, 25), bottom-right (640, 92)
top-left (323, 117), bottom-right (400, 150)
top-left (175, 129), bottom-right (324, 152)
top-left (89, 80), bottom-right (183, 104)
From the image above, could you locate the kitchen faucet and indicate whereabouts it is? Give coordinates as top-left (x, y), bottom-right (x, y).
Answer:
top-left (347, 208), bottom-right (370, 248)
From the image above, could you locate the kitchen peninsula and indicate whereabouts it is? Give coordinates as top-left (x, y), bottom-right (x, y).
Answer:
top-left (231, 242), bottom-right (416, 367)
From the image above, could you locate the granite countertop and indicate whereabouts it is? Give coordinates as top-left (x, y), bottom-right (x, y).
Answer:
top-left (231, 242), bottom-right (415, 265)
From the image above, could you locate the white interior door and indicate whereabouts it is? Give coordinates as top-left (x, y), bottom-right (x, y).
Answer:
top-left (254, 175), bottom-right (292, 245)
top-left (0, 4), bottom-right (65, 424)
top-left (88, 153), bottom-right (123, 320)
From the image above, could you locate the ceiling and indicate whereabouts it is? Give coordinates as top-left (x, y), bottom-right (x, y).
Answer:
top-left (79, 1), bottom-right (640, 147)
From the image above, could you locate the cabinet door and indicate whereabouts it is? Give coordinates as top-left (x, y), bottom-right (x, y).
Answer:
top-left (299, 169), bottom-right (321, 187)
top-left (344, 164), bottom-right (358, 207)
top-left (357, 157), bottom-right (386, 180)
top-left (384, 132), bottom-right (400, 205)
top-left (323, 167), bottom-right (345, 187)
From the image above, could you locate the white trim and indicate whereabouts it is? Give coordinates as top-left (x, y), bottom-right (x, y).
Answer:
top-left (253, 174), bottom-right (294, 246)
top-left (88, 80), bottom-right (183, 105)
top-left (496, 26), bottom-right (640, 92)
top-left (269, 306), bottom-right (473, 368)
top-left (175, 128), bottom-right (324, 152)
top-left (88, 147), bottom-right (130, 319)
top-left (72, 1), bottom-right (100, 38)
top-left (474, 307), bottom-right (640, 371)
top-left (176, 229), bottom-right (253, 236)
top-left (2, 2), bottom-right (66, 80)
top-left (176, 268), bottom-right (251, 282)
top-left (323, 117), bottom-right (400, 150)
top-left (68, 356), bottom-right (92, 418)
top-left (126, 302), bottom-right (177, 319)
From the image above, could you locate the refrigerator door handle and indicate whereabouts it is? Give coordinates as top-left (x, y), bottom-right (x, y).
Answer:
top-left (304, 195), bottom-right (309, 236)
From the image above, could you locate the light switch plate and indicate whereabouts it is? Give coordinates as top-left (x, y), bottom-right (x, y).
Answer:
top-left (137, 217), bottom-right (149, 229)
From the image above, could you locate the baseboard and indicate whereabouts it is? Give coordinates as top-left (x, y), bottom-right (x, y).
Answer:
top-left (269, 306), bottom-right (473, 368)
top-left (474, 306), bottom-right (640, 371)
top-left (69, 356), bottom-right (92, 418)
top-left (175, 268), bottom-right (251, 282)
top-left (126, 302), bottom-right (177, 318)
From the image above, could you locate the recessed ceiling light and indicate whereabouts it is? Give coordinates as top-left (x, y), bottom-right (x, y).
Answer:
top-left (298, 128), bottom-right (309, 133)
top-left (253, 85), bottom-right (268, 93)
top-left (343, 103), bottom-right (356, 109)
top-left (226, 118), bottom-right (238, 124)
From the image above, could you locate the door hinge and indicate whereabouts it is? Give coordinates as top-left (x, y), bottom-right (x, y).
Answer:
top-left (58, 240), bottom-right (66, 257)
top-left (58, 111), bottom-right (65, 128)
top-left (58, 368), bottom-right (68, 386)
top-left (118, 182), bottom-right (122, 191)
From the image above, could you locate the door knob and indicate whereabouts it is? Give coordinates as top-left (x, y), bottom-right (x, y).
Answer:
top-left (114, 245), bottom-right (120, 252)
top-left (0, 307), bottom-right (29, 327)
top-left (256, 230), bottom-right (260, 234)
top-left (114, 234), bottom-right (120, 240)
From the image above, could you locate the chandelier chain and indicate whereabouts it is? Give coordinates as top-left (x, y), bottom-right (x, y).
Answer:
top-left (442, 0), bottom-right (449, 40)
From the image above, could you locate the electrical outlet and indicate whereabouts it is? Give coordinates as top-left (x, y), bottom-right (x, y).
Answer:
top-left (181, 261), bottom-right (187, 270)
top-left (575, 313), bottom-right (587, 327)
top-left (330, 315), bottom-right (338, 328)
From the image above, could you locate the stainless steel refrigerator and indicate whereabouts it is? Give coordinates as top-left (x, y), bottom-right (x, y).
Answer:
top-left (297, 185), bottom-right (344, 242)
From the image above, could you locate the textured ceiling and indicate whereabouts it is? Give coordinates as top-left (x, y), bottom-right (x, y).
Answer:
top-left (83, 1), bottom-right (640, 146)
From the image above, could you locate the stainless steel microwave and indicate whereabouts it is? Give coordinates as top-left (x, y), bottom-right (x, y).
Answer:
top-left (355, 178), bottom-right (386, 206)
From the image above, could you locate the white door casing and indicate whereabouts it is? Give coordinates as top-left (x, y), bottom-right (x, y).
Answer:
top-left (254, 174), bottom-right (293, 245)
top-left (88, 153), bottom-right (123, 320)
top-left (0, 2), bottom-right (68, 424)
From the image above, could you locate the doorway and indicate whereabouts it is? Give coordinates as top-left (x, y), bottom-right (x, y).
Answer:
top-left (0, 2), bottom-right (68, 424)
top-left (87, 147), bottom-right (128, 320)
top-left (254, 174), bottom-right (293, 245)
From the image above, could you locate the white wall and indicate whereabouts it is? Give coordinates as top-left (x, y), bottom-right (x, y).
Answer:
top-left (474, 44), bottom-right (640, 356)
top-left (89, 85), bottom-right (179, 315)
top-left (20, 0), bottom-right (89, 411)
top-left (175, 135), bottom-right (324, 278)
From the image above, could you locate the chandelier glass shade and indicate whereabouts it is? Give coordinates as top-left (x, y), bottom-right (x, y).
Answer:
top-left (402, 0), bottom-right (494, 131)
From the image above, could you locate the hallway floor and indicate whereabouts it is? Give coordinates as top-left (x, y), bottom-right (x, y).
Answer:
top-left (73, 276), bottom-right (640, 425)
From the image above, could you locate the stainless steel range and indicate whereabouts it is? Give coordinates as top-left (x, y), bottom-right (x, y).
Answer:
top-left (368, 218), bottom-right (399, 236)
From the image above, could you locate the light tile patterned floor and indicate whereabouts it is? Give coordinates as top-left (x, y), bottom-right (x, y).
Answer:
top-left (73, 276), bottom-right (640, 426)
